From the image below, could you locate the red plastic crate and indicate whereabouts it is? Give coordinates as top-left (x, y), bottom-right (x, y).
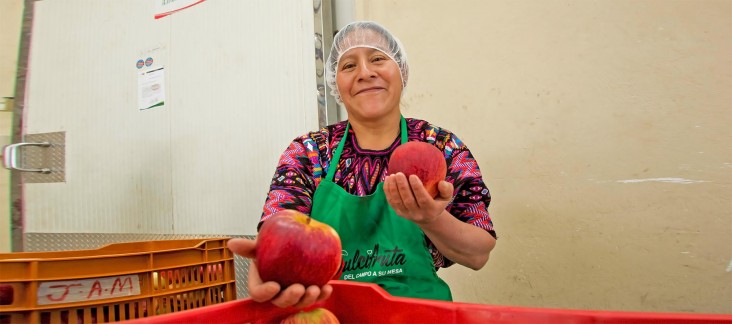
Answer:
top-left (125, 281), bottom-right (731, 323)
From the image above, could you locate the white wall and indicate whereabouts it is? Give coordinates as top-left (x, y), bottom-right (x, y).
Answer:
top-left (15, 0), bottom-right (319, 236)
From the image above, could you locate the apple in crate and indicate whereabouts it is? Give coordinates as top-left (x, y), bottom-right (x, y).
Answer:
top-left (281, 307), bottom-right (340, 324)
top-left (389, 141), bottom-right (447, 197)
top-left (255, 210), bottom-right (342, 288)
top-left (0, 284), bottom-right (13, 305)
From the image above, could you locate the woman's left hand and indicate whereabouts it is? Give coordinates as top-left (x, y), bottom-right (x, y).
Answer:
top-left (383, 172), bottom-right (454, 225)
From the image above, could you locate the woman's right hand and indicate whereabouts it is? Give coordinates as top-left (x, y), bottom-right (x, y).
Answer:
top-left (226, 238), bottom-right (333, 308)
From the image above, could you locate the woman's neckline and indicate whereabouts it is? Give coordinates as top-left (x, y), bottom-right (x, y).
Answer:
top-left (349, 127), bottom-right (401, 154)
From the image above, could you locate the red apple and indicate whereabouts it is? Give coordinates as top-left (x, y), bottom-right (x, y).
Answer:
top-left (389, 141), bottom-right (447, 197)
top-left (280, 307), bottom-right (340, 324)
top-left (0, 284), bottom-right (13, 305)
top-left (255, 210), bottom-right (342, 288)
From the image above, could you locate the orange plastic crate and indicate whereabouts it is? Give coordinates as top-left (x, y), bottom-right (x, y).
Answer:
top-left (0, 238), bottom-right (236, 323)
top-left (127, 281), bottom-right (732, 324)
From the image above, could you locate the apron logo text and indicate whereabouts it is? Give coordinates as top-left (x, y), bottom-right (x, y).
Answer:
top-left (343, 268), bottom-right (404, 280)
top-left (340, 244), bottom-right (406, 273)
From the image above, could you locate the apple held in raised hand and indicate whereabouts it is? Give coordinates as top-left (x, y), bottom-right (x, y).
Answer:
top-left (280, 307), bottom-right (340, 324)
top-left (388, 141), bottom-right (447, 197)
top-left (255, 210), bottom-right (342, 288)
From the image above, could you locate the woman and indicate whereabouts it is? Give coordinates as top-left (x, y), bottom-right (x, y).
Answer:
top-left (228, 21), bottom-right (496, 308)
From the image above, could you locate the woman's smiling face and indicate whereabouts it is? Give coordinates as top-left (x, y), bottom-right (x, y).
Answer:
top-left (335, 46), bottom-right (403, 122)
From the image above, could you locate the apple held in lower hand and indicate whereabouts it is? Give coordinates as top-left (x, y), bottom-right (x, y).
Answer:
top-left (388, 141), bottom-right (447, 197)
top-left (280, 307), bottom-right (340, 324)
top-left (255, 210), bottom-right (342, 288)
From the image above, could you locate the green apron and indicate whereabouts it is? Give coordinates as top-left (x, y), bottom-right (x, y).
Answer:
top-left (311, 116), bottom-right (452, 301)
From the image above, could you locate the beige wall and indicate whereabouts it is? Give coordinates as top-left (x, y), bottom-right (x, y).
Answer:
top-left (357, 0), bottom-right (731, 314)
top-left (0, 0), bottom-right (24, 252)
top-left (1, 0), bottom-right (22, 97)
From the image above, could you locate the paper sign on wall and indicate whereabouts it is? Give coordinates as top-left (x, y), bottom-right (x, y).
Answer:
top-left (138, 67), bottom-right (165, 110)
top-left (155, 0), bottom-right (206, 19)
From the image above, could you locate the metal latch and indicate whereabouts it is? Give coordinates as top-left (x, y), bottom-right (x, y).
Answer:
top-left (3, 142), bottom-right (52, 173)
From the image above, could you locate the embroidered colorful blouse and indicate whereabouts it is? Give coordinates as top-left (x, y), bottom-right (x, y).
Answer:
top-left (261, 118), bottom-right (495, 268)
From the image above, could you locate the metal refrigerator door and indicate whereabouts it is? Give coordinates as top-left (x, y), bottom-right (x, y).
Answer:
top-left (9, 0), bottom-right (318, 250)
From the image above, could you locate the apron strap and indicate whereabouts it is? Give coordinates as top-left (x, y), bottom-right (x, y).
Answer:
top-left (326, 116), bottom-right (407, 182)
top-left (400, 116), bottom-right (408, 144)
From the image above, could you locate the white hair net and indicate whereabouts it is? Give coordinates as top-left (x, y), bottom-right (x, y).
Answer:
top-left (325, 21), bottom-right (409, 106)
